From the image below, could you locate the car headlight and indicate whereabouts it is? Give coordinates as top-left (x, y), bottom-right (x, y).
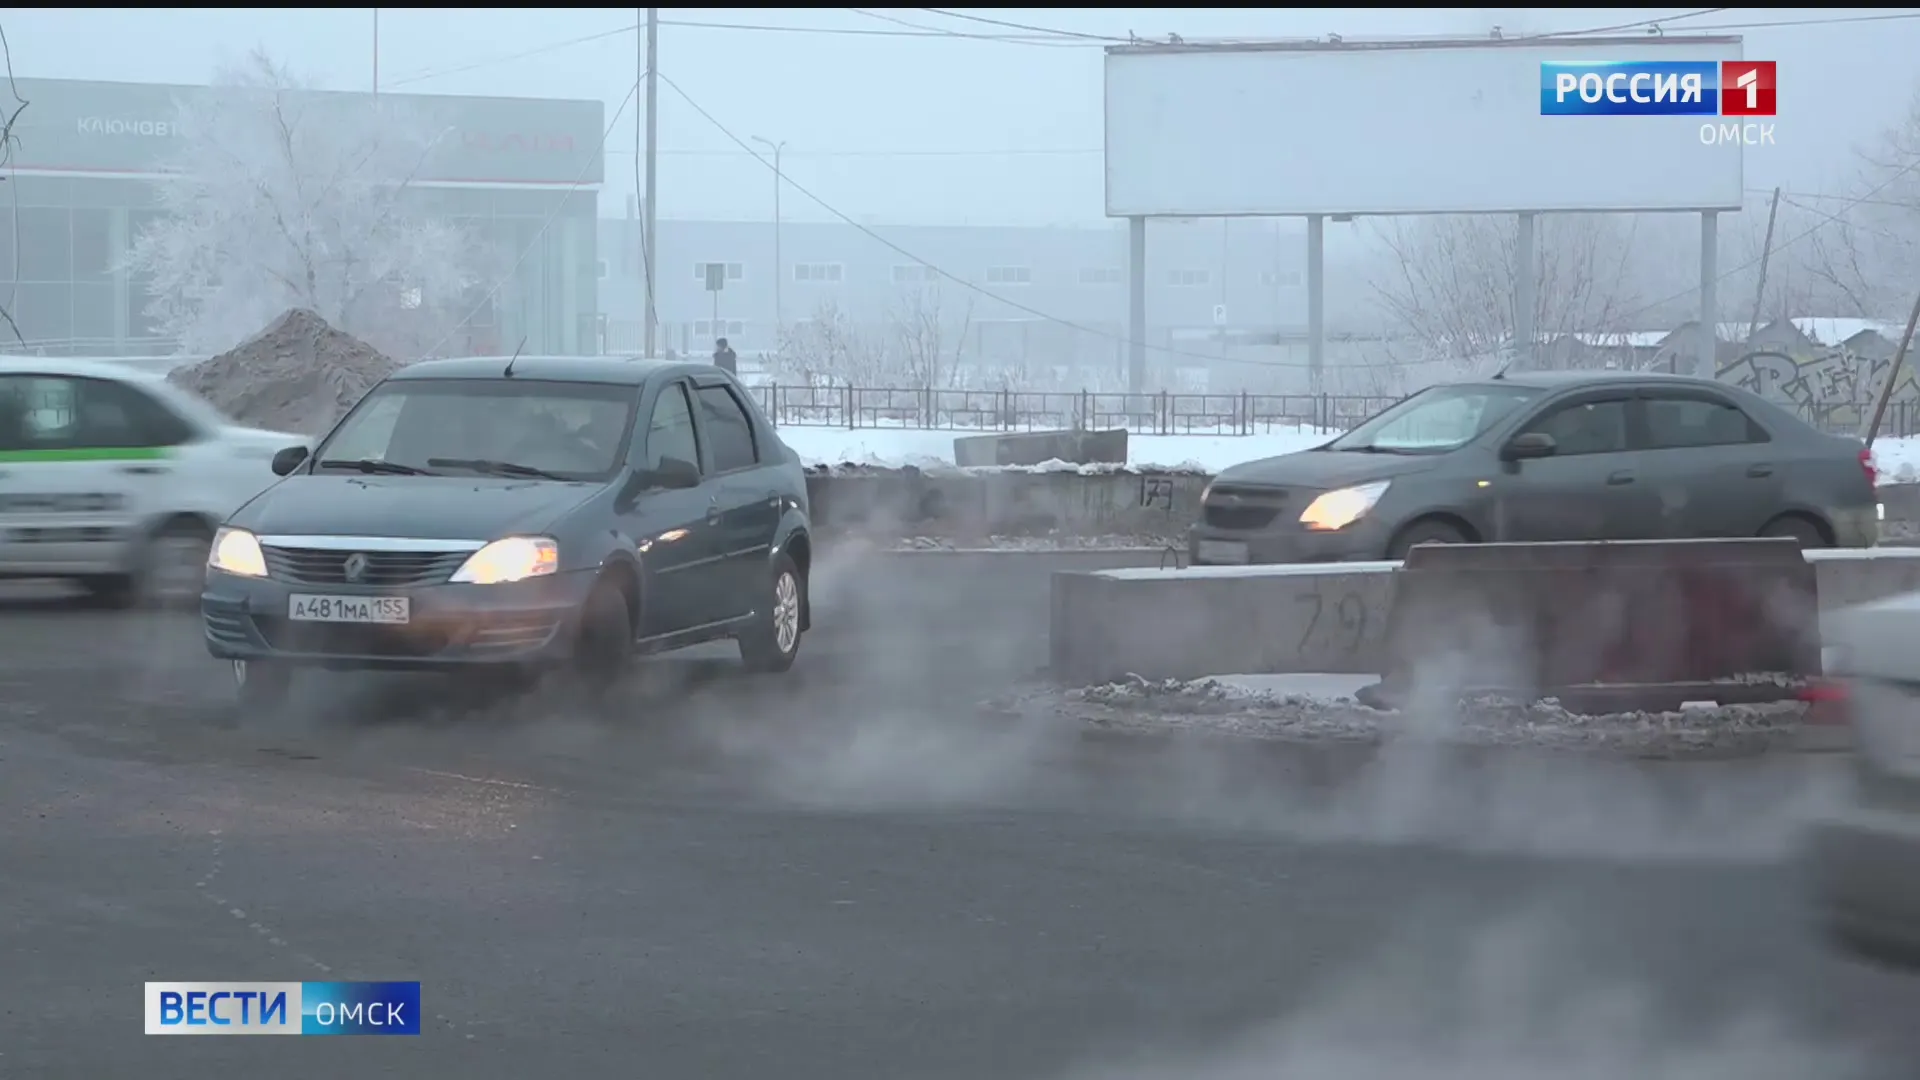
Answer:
top-left (449, 536), bottom-right (559, 585)
top-left (207, 526), bottom-right (268, 578)
top-left (1298, 480), bottom-right (1392, 532)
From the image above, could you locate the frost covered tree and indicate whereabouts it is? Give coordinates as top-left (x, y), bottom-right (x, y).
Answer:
top-left (1367, 213), bottom-right (1646, 377)
top-left (126, 50), bottom-right (487, 357)
top-left (1806, 82), bottom-right (1920, 319)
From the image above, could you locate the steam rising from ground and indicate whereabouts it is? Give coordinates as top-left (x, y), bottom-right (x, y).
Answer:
top-left (1056, 908), bottom-right (1867, 1080)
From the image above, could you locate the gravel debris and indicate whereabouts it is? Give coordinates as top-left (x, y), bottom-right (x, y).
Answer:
top-left (997, 675), bottom-right (1811, 760)
top-left (167, 308), bottom-right (398, 436)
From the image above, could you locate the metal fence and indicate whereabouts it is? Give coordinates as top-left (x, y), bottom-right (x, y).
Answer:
top-left (748, 385), bottom-right (1920, 441)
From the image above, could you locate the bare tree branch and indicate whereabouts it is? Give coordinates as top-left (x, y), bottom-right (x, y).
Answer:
top-left (0, 23), bottom-right (29, 345)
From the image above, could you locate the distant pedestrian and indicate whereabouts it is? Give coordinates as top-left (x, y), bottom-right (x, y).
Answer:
top-left (713, 337), bottom-right (738, 375)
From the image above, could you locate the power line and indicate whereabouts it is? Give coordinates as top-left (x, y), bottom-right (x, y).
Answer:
top-left (383, 25), bottom-right (634, 88)
top-left (1524, 8), bottom-right (1728, 39)
top-left (607, 146), bottom-right (1101, 159)
top-left (423, 77), bottom-right (641, 359)
top-left (915, 8), bottom-right (1129, 43)
top-left (1670, 11), bottom-right (1920, 32)
top-left (656, 69), bottom-right (1369, 371)
top-left (848, 8), bottom-right (1084, 48)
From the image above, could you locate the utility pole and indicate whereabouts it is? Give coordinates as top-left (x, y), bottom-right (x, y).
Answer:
top-left (1744, 186), bottom-right (1782, 341)
top-left (752, 136), bottom-right (786, 332)
top-left (372, 8), bottom-right (380, 95)
top-left (1866, 284), bottom-right (1920, 447)
top-left (642, 7), bottom-right (660, 358)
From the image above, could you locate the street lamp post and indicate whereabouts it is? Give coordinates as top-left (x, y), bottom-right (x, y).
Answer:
top-left (751, 135), bottom-right (787, 338)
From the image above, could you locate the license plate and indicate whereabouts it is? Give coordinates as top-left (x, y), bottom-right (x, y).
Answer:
top-left (1196, 540), bottom-right (1250, 565)
top-left (288, 594), bottom-right (410, 624)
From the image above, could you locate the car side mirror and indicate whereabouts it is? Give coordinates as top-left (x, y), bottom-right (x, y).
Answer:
top-left (271, 445), bottom-right (310, 476)
top-left (1500, 432), bottom-right (1557, 461)
top-left (642, 455), bottom-right (702, 491)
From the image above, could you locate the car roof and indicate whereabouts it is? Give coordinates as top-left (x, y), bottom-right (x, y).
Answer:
top-left (1472, 369), bottom-right (1729, 391)
top-left (0, 355), bottom-right (172, 385)
top-left (391, 354), bottom-right (722, 386)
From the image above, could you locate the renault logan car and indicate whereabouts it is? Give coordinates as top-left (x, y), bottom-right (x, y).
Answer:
top-left (1190, 371), bottom-right (1880, 565)
top-left (201, 355), bottom-right (813, 708)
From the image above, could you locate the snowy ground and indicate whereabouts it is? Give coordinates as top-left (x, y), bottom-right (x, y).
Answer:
top-left (777, 422), bottom-right (1920, 477)
top-left (994, 673), bottom-right (1812, 760)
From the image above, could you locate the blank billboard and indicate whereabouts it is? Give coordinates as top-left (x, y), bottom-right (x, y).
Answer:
top-left (1104, 37), bottom-right (1746, 218)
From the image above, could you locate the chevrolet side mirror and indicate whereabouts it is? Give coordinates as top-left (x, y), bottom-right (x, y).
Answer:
top-left (271, 445), bottom-right (310, 476)
top-left (1500, 432), bottom-right (1557, 461)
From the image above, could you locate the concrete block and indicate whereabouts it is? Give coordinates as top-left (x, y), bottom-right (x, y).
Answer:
top-left (1048, 546), bottom-right (1920, 687)
top-left (1049, 562), bottom-right (1399, 684)
top-left (952, 429), bottom-right (1128, 468)
top-left (807, 468), bottom-right (1207, 540)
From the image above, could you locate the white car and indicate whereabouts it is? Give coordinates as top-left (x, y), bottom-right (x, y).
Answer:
top-left (1804, 589), bottom-right (1920, 967)
top-left (0, 357), bottom-right (305, 606)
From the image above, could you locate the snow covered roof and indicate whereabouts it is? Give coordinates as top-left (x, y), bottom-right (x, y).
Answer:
top-left (1789, 317), bottom-right (1900, 345)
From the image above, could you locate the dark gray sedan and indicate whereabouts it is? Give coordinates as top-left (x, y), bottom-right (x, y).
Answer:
top-left (1190, 371), bottom-right (1881, 565)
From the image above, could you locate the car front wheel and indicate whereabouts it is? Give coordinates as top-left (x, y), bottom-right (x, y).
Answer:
top-left (739, 553), bottom-right (804, 674)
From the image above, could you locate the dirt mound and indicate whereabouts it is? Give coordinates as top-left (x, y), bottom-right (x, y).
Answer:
top-left (167, 309), bottom-right (398, 435)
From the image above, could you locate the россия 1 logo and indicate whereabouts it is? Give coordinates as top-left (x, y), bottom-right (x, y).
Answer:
top-left (1540, 60), bottom-right (1775, 145)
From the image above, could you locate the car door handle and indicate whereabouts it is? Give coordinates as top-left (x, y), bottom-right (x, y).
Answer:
top-left (1606, 470), bottom-right (1635, 486)
top-left (120, 464), bottom-right (168, 475)
top-left (1746, 463), bottom-right (1774, 478)
top-left (706, 505), bottom-right (724, 524)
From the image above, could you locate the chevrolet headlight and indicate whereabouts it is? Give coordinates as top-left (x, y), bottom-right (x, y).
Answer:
top-left (207, 526), bottom-right (268, 578)
top-left (1299, 480), bottom-right (1391, 532)
top-left (449, 536), bottom-right (559, 585)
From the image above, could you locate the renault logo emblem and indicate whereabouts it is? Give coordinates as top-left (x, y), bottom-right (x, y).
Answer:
top-left (343, 552), bottom-right (369, 583)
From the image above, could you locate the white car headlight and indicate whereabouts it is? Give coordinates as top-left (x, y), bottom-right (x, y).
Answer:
top-left (207, 527), bottom-right (268, 578)
top-left (450, 537), bottom-right (559, 585)
top-left (1298, 480), bottom-right (1392, 532)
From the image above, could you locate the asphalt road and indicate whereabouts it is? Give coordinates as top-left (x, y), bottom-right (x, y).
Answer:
top-left (8, 550), bottom-right (1920, 1079)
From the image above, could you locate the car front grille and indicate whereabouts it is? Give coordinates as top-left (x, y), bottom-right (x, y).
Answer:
top-left (262, 545), bottom-right (472, 587)
top-left (1202, 485), bottom-right (1293, 531)
top-left (253, 617), bottom-right (451, 657)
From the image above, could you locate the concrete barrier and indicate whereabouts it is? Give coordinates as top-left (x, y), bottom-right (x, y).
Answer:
top-left (1049, 546), bottom-right (1920, 686)
top-left (951, 429), bottom-right (1128, 468)
top-left (800, 468), bottom-right (1920, 543)
top-left (807, 467), bottom-right (1206, 541)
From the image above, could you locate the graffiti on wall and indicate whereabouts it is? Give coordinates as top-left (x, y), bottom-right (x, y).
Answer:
top-left (1715, 343), bottom-right (1920, 409)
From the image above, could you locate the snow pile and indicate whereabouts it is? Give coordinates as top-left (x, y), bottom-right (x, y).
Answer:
top-left (893, 535), bottom-right (1183, 552)
top-left (1018, 675), bottom-right (1808, 759)
top-left (167, 308), bottom-right (398, 436)
top-left (777, 426), bottom-right (1327, 473)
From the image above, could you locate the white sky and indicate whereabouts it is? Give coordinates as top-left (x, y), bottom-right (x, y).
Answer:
top-left (3, 8), bottom-right (1916, 226)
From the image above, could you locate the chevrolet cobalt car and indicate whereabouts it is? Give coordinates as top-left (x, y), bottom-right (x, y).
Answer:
top-left (201, 355), bottom-right (814, 708)
top-left (1190, 371), bottom-right (1879, 565)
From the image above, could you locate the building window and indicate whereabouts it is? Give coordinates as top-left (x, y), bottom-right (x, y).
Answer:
top-left (892, 264), bottom-right (940, 284)
top-left (793, 262), bottom-right (843, 283)
top-left (596, 259), bottom-right (609, 279)
top-left (986, 266), bottom-right (1032, 286)
top-left (694, 319), bottom-right (747, 337)
top-left (1167, 269), bottom-right (1211, 288)
top-left (693, 261), bottom-right (745, 282)
top-left (1078, 267), bottom-right (1123, 285)
top-left (1260, 270), bottom-right (1303, 288)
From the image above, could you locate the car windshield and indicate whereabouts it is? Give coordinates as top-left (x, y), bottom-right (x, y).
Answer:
top-left (313, 378), bottom-right (637, 482)
top-left (1325, 383), bottom-right (1541, 454)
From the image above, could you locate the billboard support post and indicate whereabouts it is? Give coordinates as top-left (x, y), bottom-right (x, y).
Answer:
top-left (1515, 212), bottom-right (1537, 370)
top-left (1699, 210), bottom-right (1720, 377)
top-left (1307, 214), bottom-right (1325, 395)
top-left (1128, 216), bottom-right (1148, 391)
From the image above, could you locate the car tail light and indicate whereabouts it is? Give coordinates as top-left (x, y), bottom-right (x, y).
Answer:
top-left (1860, 447), bottom-right (1878, 491)
top-left (1799, 679), bottom-right (1853, 726)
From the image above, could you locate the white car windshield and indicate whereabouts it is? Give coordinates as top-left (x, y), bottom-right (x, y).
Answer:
top-left (1326, 383), bottom-right (1541, 454)
top-left (313, 379), bottom-right (638, 481)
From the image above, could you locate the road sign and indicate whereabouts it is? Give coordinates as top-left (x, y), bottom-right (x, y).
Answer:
top-left (1212, 303), bottom-right (1227, 326)
top-left (704, 263), bottom-right (726, 292)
